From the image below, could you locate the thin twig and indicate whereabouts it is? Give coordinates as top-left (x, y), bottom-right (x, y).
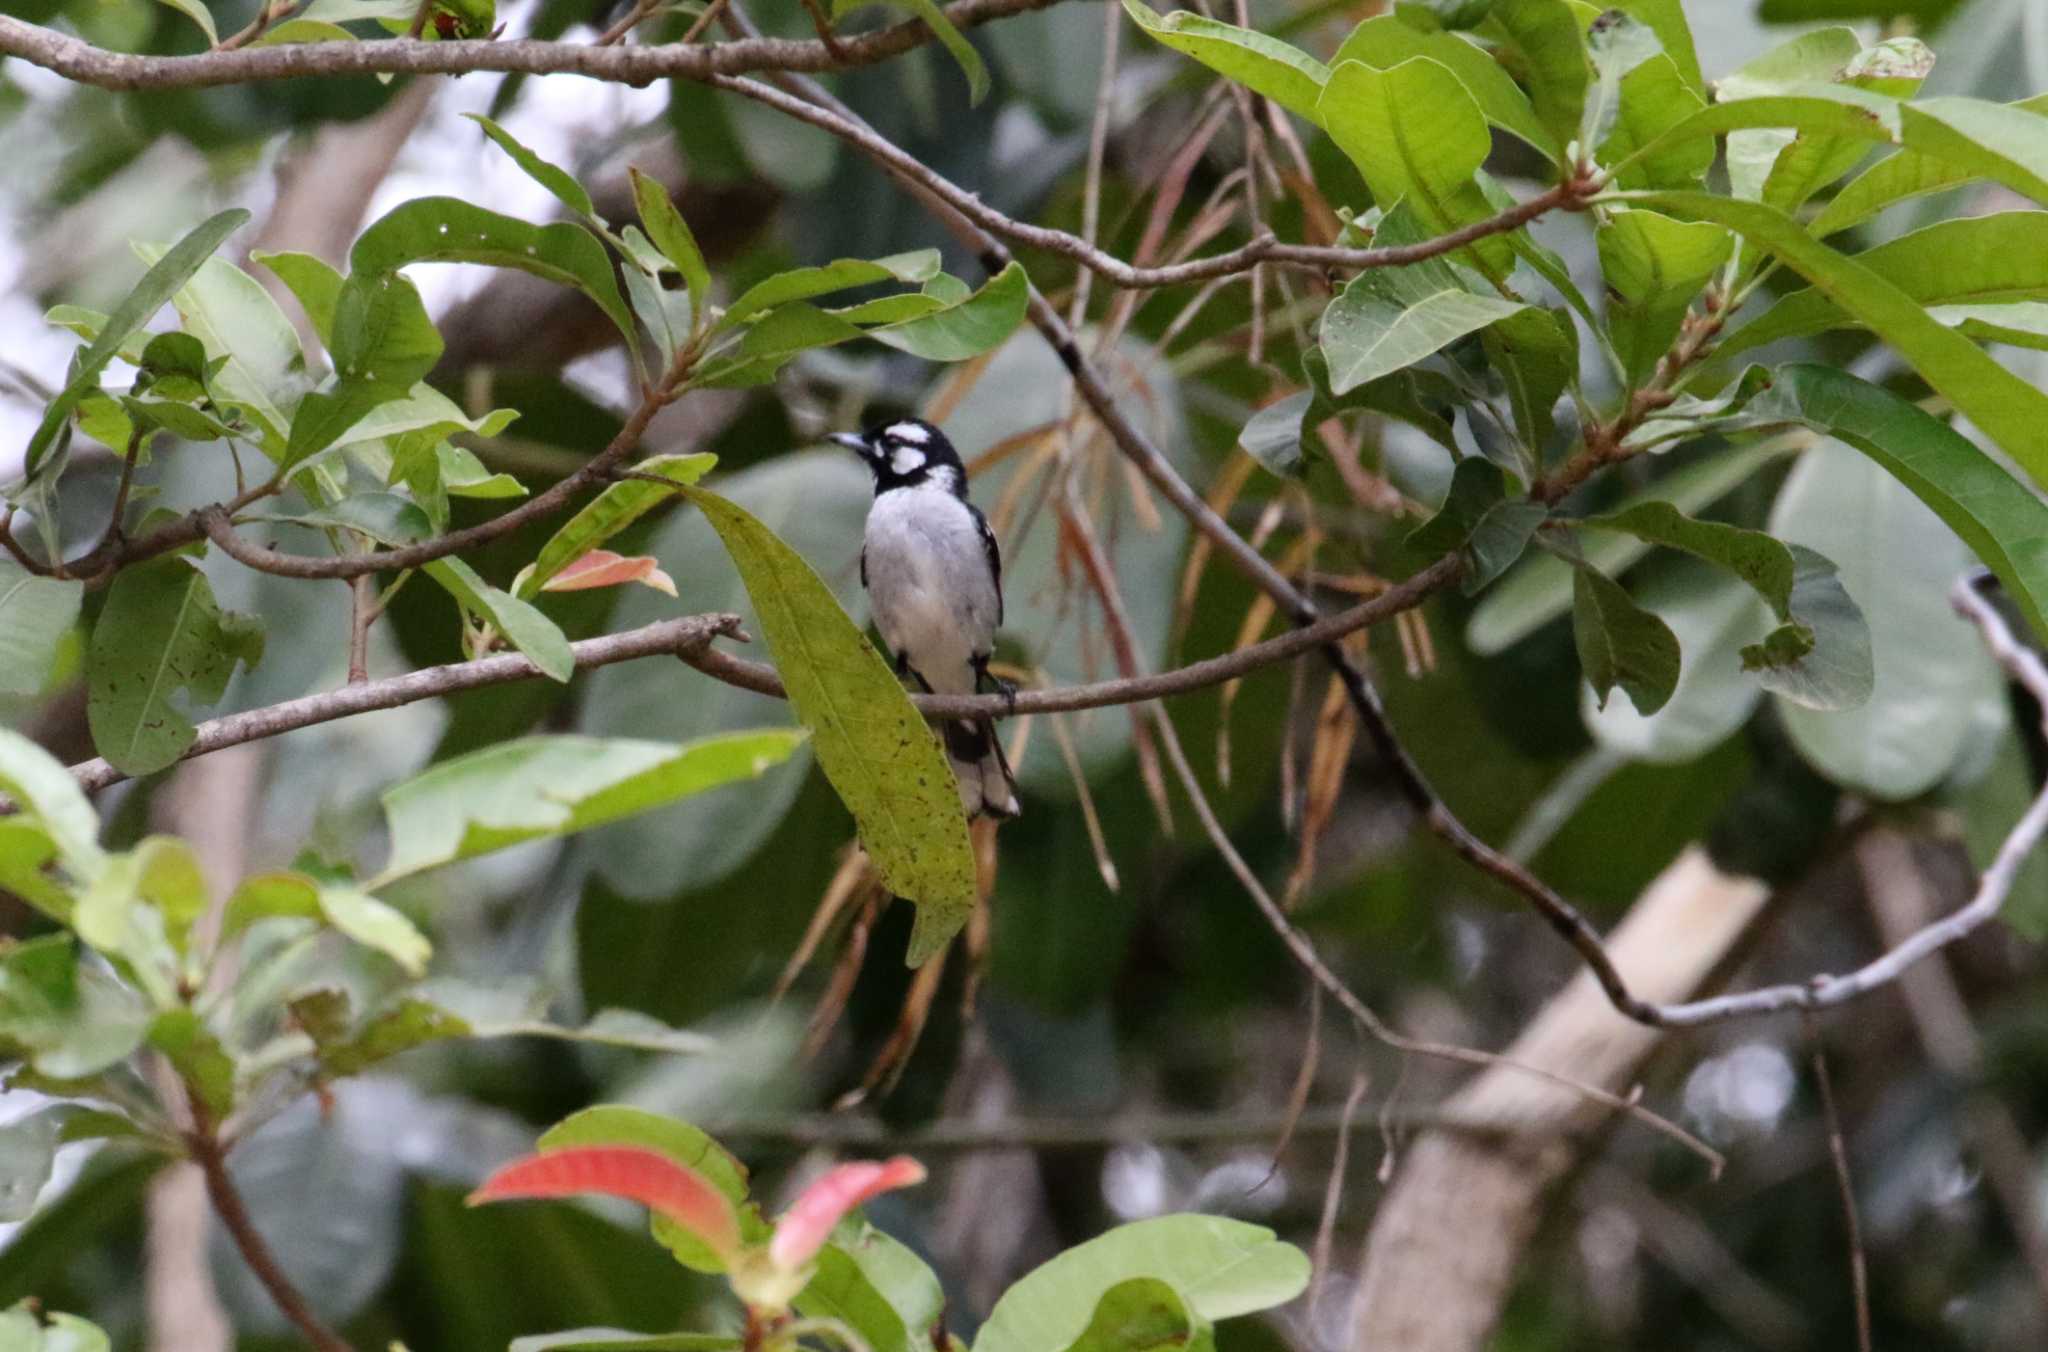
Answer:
top-left (217, 0), bottom-right (301, 52)
top-left (1807, 1020), bottom-right (1872, 1352)
top-left (595, 0), bottom-right (663, 45)
top-left (1065, 0), bottom-right (1121, 330)
top-left (405, 0), bottom-right (433, 39)
top-left (347, 572), bottom-right (377, 684)
top-left (186, 1100), bottom-right (353, 1352)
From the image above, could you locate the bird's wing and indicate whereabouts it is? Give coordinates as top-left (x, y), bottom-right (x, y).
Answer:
top-left (859, 543), bottom-right (868, 591)
top-left (969, 502), bottom-right (1003, 628)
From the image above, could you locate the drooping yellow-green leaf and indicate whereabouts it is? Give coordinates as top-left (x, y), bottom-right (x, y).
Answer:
top-left (680, 485), bottom-right (978, 965)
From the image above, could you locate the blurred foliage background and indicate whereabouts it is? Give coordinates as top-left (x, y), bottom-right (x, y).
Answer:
top-left (8, 0), bottom-right (2048, 1349)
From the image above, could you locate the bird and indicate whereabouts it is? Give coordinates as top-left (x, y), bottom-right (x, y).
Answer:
top-left (830, 418), bottom-right (1021, 820)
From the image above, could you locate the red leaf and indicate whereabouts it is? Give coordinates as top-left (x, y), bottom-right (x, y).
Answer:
top-left (768, 1156), bottom-right (927, 1270)
top-left (543, 550), bottom-right (677, 596)
top-left (469, 1145), bottom-right (741, 1259)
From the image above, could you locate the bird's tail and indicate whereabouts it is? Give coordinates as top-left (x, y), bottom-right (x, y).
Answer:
top-left (942, 717), bottom-right (1020, 819)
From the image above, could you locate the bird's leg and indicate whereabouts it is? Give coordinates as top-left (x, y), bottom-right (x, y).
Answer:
top-left (896, 651), bottom-right (935, 694)
top-left (972, 654), bottom-right (1017, 715)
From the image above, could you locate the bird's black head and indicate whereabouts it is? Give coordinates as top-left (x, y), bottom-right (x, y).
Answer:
top-left (829, 418), bottom-right (967, 496)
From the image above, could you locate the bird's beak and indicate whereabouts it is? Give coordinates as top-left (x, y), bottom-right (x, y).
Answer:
top-left (827, 432), bottom-right (868, 454)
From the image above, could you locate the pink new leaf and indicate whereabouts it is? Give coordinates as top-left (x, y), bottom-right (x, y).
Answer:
top-left (543, 550), bottom-right (678, 597)
top-left (768, 1156), bottom-right (927, 1271)
top-left (469, 1145), bottom-right (742, 1260)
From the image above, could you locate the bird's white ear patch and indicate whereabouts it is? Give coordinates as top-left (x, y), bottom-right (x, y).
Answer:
top-left (885, 421), bottom-right (932, 445)
top-left (890, 444), bottom-right (928, 476)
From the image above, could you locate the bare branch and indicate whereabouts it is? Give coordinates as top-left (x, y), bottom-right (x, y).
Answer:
top-left (69, 614), bottom-right (746, 792)
top-left (1807, 1020), bottom-right (1873, 1352)
top-left (1632, 572), bottom-right (2048, 1027)
top-left (68, 557), bottom-right (1457, 793)
top-left (0, 1), bottom-right (1060, 88)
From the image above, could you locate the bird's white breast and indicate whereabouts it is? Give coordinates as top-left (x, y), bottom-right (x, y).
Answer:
top-left (863, 484), bottom-right (998, 695)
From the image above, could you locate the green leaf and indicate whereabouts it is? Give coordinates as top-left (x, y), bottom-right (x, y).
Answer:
top-left (0, 728), bottom-right (104, 882)
top-left (1716, 213), bottom-right (2048, 362)
top-left (1603, 0), bottom-right (1700, 94)
top-left (1628, 189), bottom-right (2048, 496)
top-left (1062, 1278), bottom-right (1213, 1352)
top-left (0, 562), bottom-right (81, 697)
top-left (86, 558), bottom-right (264, 777)
top-left (1318, 58), bottom-right (1509, 274)
top-left (0, 936), bottom-right (150, 1080)
top-left (1770, 437), bottom-right (2001, 798)
top-left (423, 557), bottom-right (575, 682)
top-left (1581, 501), bottom-right (1794, 612)
top-left (697, 304), bottom-right (865, 389)
top-left (539, 1105), bottom-right (763, 1273)
top-left (1406, 458), bottom-right (1548, 591)
top-left (1895, 97), bottom-right (2048, 214)
top-left (1748, 364), bottom-right (2048, 644)
top-left (376, 731), bottom-right (808, 880)
top-left (1482, 304), bottom-right (1577, 456)
top-left (1596, 209), bottom-right (1731, 386)
top-left (1581, 565), bottom-right (1767, 764)
top-left (1333, 16), bottom-right (1557, 159)
top-left (1582, 500), bottom-right (1872, 710)
top-left (630, 168), bottom-right (712, 319)
top-left (1320, 256), bottom-right (1525, 394)
top-left (1483, 0), bottom-right (1588, 153)
top-left (1571, 559), bottom-right (1681, 715)
top-left (797, 1222), bottom-right (947, 1352)
top-left (24, 209), bottom-right (249, 478)
top-left (253, 251), bottom-right (346, 348)
top-left (417, 982), bottom-right (718, 1055)
top-left (1737, 543), bottom-right (1873, 711)
top-left (0, 820), bottom-right (73, 924)
top-left (1236, 391), bottom-right (1314, 477)
top-left (868, 260), bottom-right (1031, 361)
top-left (151, 0), bottom-right (219, 41)
top-left (134, 245), bottom-right (311, 452)
top-left (1761, 37), bottom-right (1933, 215)
top-left (1466, 440), bottom-right (1785, 651)
top-left (839, 0), bottom-right (990, 103)
top-left (130, 835), bottom-right (211, 958)
top-left (519, 453), bottom-right (716, 598)
top-left (318, 883), bottom-right (432, 975)
top-left (467, 114), bottom-right (598, 222)
top-left (147, 1009), bottom-right (234, 1118)
top-left (1579, 10), bottom-right (1667, 160)
top-left (722, 251), bottom-right (941, 329)
top-left (1120, 0), bottom-right (1330, 121)
top-left (1611, 86), bottom-right (1902, 189)
top-left (1812, 92), bottom-right (2048, 238)
top-left (285, 269), bottom-right (444, 466)
top-left (680, 485), bottom-right (978, 965)
top-left (292, 989), bottom-right (469, 1075)
top-left (972, 1216), bottom-right (1310, 1352)
top-left (0, 1108), bottom-right (61, 1222)
top-left (1597, 51), bottom-right (1711, 190)
top-left (349, 197), bottom-right (637, 359)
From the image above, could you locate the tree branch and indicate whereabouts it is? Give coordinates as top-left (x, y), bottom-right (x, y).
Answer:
top-left (707, 71), bottom-right (1593, 289)
top-left (186, 1100), bottom-right (353, 1352)
top-left (68, 558), bottom-right (1457, 793)
top-left (0, 1), bottom-right (1060, 89)
top-left (1628, 571), bottom-right (2048, 1027)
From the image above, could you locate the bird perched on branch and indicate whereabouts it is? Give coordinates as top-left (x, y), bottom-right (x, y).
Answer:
top-left (832, 418), bottom-right (1020, 820)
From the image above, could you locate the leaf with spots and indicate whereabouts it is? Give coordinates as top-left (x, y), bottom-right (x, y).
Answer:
top-left (679, 485), bottom-right (978, 965)
top-left (86, 558), bottom-right (265, 778)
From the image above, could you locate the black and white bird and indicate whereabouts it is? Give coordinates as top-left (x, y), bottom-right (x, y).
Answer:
top-left (831, 418), bottom-right (1021, 820)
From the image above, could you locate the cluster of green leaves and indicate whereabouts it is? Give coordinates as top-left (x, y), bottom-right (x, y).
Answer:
top-left (4, 115), bottom-right (1030, 961)
top-left (480, 1106), bottom-right (1309, 1352)
top-left (0, 723), bottom-right (804, 1212)
top-left (1132, 0), bottom-right (2048, 801)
